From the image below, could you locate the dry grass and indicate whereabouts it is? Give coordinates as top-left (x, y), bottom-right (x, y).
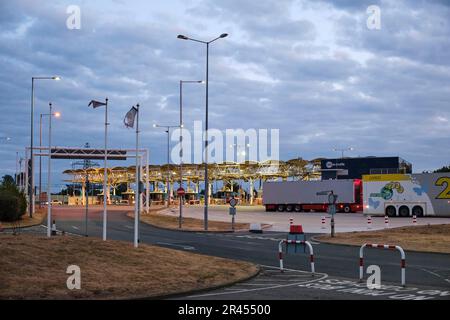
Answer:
top-left (130, 211), bottom-right (250, 232)
top-left (0, 209), bottom-right (46, 229)
top-left (316, 224), bottom-right (450, 254)
top-left (0, 234), bottom-right (258, 300)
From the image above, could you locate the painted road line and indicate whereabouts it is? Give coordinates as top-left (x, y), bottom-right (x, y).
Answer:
top-left (187, 266), bottom-right (328, 298)
top-left (72, 226), bottom-right (79, 230)
top-left (420, 268), bottom-right (450, 285)
top-left (124, 225), bottom-right (133, 229)
top-left (156, 242), bottom-right (196, 251)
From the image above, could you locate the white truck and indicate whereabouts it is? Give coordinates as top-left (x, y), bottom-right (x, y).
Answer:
top-left (263, 179), bottom-right (363, 213)
top-left (363, 173), bottom-right (450, 217)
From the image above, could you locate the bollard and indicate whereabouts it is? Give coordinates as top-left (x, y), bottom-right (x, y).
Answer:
top-left (321, 216), bottom-right (326, 229)
top-left (367, 216), bottom-right (372, 230)
top-left (384, 215), bottom-right (389, 228)
top-left (289, 218), bottom-right (293, 226)
top-left (51, 220), bottom-right (57, 236)
top-left (412, 215), bottom-right (417, 225)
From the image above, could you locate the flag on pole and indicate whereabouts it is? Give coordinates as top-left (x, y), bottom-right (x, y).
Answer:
top-left (124, 106), bottom-right (138, 128)
top-left (88, 100), bottom-right (107, 108)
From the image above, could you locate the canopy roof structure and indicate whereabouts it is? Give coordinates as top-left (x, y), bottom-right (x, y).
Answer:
top-left (62, 158), bottom-right (323, 186)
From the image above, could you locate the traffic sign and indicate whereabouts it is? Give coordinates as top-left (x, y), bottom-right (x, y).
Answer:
top-left (177, 187), bottom-right (185, 196)
top-left (229, 207), bottom-right (237, 216)
top-left (229, 198), bottom-right (237, 207)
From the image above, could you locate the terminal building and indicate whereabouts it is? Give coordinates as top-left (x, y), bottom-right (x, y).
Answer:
top-left (320, 156), bottom-right (412, 180)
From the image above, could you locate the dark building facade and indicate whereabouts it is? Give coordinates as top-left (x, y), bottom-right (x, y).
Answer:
top-left (320, 157), bottom-right (412, 180)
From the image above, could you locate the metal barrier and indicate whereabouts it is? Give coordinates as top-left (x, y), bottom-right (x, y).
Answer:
top-left (278, 240), bottom-right (315, 275)
top-left (359, 243), bottom-right (406, 286)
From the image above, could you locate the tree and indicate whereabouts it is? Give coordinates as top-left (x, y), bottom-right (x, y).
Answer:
top-left (434, 166), bottom-right (450, 173)
top-left (1, 175), bottom-right (15, 187)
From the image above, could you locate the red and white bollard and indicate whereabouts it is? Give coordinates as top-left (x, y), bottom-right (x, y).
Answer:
top-left (321, 216), bottom-right (326, 229)
top-left (367, 216), bottom-right (372, 230)
top-left (412, 215), bottom-right (417, 226)
top-left (384, 215), bottom-right (389, 228)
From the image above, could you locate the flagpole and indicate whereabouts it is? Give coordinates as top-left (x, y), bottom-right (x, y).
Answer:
top-left (134, 104), bottom-right (140, 248)
top-left (103, 98), bottom-right (108, 241)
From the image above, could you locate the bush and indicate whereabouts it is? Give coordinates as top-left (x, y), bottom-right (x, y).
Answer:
top-left (0, 180), bottom-right (27, 222)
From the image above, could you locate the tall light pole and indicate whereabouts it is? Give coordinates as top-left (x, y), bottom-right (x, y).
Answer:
top-left (45, 103), bottom-right (60, 238)
top-left (39, 111), bottom-right (61, 208)
top-left (177, 32), bottom-right (228, 230)
top-left (30, 76), bottom-right (60, 218)
top-left (333, 147), bottom-right (354, 159)
top-left (179, 80), bottom-right (204, 228)
top-left (153, 124), bottom-right (180, 207)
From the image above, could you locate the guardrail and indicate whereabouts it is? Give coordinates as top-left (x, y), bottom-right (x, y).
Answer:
top-left (278, 240), bottom-right (315, 276)
top-left (359, 243), bottom-right (406, 286)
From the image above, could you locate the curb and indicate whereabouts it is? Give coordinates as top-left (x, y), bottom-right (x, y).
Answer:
top-left (134, 264), bottom-right (262, 300)
top-left (126, 212), bottom-right (250, 234)
top-left (127, 211), bottom-right (272, 234)
top-left (310, 235), bottom-right (450, 256)
top-left (1, 213), bottom-right (47, 230)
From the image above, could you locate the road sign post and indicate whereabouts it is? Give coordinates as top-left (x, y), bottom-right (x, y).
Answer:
top-left (317, 190), bottom-right (338, 238)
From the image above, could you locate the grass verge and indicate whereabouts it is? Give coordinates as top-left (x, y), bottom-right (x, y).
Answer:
top-left (129, 211), bottom-right (250, 232)
top-left (0, 208), bottom-right (46, 229)
top-left (315, 224), bottom-right (450, 254)
top-left (0, 234), bottom-right (258, 299)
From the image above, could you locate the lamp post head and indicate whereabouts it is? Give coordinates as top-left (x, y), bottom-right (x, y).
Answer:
top-left (54, 112), bottom-right (61, 118)
top-left (177, 34), bottom-right (189, 40)
top-left (52, 76), bottom-right (61, 81)
top-left (153, 124), bottom-right (157, 128)
top-left (220, 33), bottom-right (228, 38)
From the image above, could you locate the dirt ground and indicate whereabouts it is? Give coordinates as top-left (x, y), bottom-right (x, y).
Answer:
top-left (0, 234), bottom-right (258, 299)
top-left (316, 224), bottom-right (450, 254)
top-left (129, 211), bottom-right (250, 232)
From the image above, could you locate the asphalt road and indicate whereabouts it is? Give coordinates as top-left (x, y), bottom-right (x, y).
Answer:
top-left (50, 206), bottom-right (450, 300)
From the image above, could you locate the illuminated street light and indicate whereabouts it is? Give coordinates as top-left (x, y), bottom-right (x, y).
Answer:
top-left (29, 75), bottom-right (61, 218)
top-left (178, 32), bottom-right (228, 231)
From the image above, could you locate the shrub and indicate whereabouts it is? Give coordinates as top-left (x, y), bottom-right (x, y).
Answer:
top-left (0, 181), bottom-right (27, 222)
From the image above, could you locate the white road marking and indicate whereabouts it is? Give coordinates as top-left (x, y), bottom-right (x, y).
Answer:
top-left (124, 225), bottom-right (133, 229)
top-left (156, 242), bottom-right (196, 251)
top-left (72, 226), bottom-right (79, 230)
top-left (187, 265), bottom-right (328, 298)
top-left (420, 268), bottom-right (450, 284)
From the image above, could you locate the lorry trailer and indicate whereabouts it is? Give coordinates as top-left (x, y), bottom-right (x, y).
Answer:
top-left (363, 173), bottom-right (450, 217)
top-left (263, 179), bottom-right (363, 213)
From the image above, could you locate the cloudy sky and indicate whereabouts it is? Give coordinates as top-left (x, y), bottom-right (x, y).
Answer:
top-left (0, 0), bottom-right (449, 189)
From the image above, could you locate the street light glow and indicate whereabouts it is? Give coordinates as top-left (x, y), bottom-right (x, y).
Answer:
top-left (54, 112), bottom-right (61, 118)
top-left (52, 76), bottom-right (61, 81)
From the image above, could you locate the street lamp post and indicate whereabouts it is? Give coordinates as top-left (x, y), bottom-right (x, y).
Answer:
top-left (179, 80), bottom-right (204, 228)
top-left (153, 124), bottom-right (180, 207)
top-left (30, 76), bottom-right (60, 218)
top-left (39, 111), bottom-right (60, 208)
top-left (177, 33), bottom-right (228, 230)
top-left (45, 103), bottom-right (60, 238)
top-left (333, 147), bottom-right (354, 159)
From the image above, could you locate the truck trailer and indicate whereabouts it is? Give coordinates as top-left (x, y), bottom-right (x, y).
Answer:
top-left (263, 179), bottom-right (363, 213)
top-left (363, 173), bottom-right (450, 217)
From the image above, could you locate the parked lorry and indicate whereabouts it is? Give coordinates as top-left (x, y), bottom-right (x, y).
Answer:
top-left (263, 179), bottom-right (363, 213)
top-left (363, 173), bottom-right (450, 217)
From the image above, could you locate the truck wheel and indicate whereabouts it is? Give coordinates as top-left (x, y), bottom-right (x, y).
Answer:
top-left (343, 205), bottom-right (351, 213)
top-left (294, 204), bottom-right (302, 212)
top-left (399, 206), bottom-right (410, 217)
top-left (412, 206), bottom-right (424, 217)
top-left (386, 206), bottom-right (396, 217)
top-left (277, 204), bottom-right (285, 212)
top-left (286, 204), bottom-right (293, 212)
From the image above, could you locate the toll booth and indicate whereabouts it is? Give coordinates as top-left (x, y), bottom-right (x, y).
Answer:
top-left (286, 225), bottom-right (306, 254)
